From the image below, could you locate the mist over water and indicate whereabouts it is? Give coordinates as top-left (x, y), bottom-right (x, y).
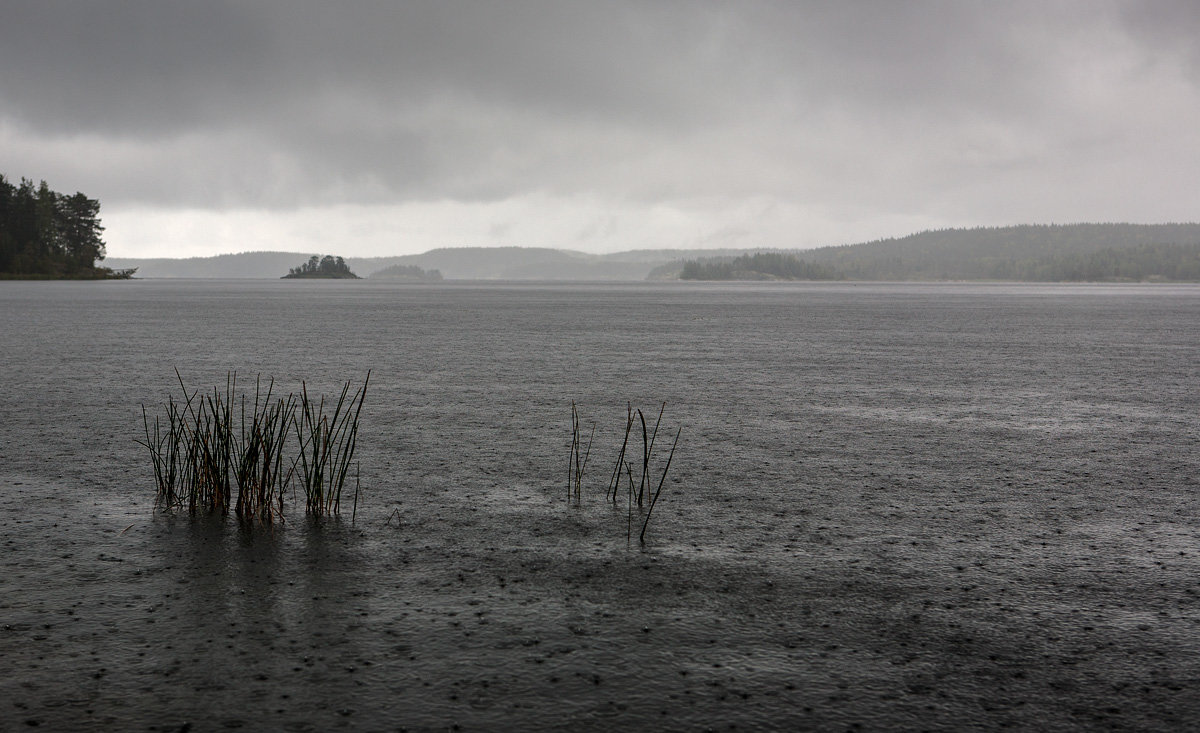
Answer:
top-left (2, 280), bottom-right (1199, 729)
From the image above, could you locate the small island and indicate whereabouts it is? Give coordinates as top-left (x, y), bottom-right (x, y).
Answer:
top-left (283, 255), bottom-right (360, 279)
top-left (369, 263), bottom-right (443, 281)
top-left (0, 174), bottom-right (135, 279)
top-left (679, 252), bottom-right (842, 281)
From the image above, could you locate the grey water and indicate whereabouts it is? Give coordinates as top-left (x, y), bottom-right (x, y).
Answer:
top-left (6, 280), bottom-right (1198, 494)
top-left (2, 279), bottom-right (1199, 730)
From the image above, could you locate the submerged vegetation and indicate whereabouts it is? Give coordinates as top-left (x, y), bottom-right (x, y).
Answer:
top-left (139, 370), bottom-right (369, 521)
top-left (571, 402), bottom-right (681, 544)
top-left (0, 174), bottom-right (134, 279)
top-left (283, 254), bottom-right (360, 279)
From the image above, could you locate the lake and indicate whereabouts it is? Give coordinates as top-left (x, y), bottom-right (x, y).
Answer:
top-left (2, 280), bottom-right (1199, 730)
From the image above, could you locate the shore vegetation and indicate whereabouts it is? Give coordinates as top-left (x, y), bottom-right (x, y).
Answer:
top-left (0, 174), bottom-right (134, 279)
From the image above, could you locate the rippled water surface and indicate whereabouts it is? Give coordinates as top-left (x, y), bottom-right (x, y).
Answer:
top-left (2, 280), bottom-right (1199, 730)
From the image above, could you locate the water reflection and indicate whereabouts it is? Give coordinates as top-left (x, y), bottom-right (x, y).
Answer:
top-left (146, 513), bottom-right (371, 721)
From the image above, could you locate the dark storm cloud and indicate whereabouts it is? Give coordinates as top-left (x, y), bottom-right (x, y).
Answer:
top-left (3, 0), bottom-right (1199, 247)
top-left (0, 1), bottom-right (271, 135)
top-left (4, 1), bottom-right (765, 204)
top-left (1, 1), bottom-right (728, 135)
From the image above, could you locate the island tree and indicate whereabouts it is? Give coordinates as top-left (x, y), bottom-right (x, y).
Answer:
top-left (283, 255), bottom-right (360, 279)
top-left (0, 174), bottom-right (130, 278)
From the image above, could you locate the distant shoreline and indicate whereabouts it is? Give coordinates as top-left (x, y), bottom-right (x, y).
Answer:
top-left (102, 223), bottom-right (1200, 282)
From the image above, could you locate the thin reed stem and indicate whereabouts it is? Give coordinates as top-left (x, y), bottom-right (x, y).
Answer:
top-left (640, 426), bottom-right (681, 544)
top-left (607, 403), bottom-right (633, 503)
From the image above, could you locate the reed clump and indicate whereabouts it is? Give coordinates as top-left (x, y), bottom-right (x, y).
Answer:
top-left (570, 401), bottom-right (681, 544)
top-left (138, 370), bottom-right (369, 522)
top-left (294, 373), bottom-right (370, 516)
top-left (232, 376), bottom-right (297, 523)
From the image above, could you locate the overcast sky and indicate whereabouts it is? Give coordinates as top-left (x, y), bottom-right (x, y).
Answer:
top-left (3, 1), bottom-right (1198, 258)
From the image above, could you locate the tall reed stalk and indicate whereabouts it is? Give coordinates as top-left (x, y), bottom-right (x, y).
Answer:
top-left (637, 403), bottom-right (666, 507)
top-left (567, 400), bottom-right (682, 543)
top-left (232, 376), bottom-right (297, 523)
top-left (138, 372), bottom-right (239, 514)
top-left (639, 426), bottom-right (681, 544)
top-left (294, 372), bottom-right (370, 516)
top-left (606, 404), bottom-right (634, 504)
top-left (140, 395), bottom-right (186, 509)
top-left (568, 402), bottom-right (594, 504)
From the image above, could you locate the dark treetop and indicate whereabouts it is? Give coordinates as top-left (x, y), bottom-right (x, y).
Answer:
top-left (283, 254), bottom-right (360, 279)
top-left (0, 174), bottom-right (132, 279)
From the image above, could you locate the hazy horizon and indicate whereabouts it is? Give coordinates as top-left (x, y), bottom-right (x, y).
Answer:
top-left (4, 2), bottom-right (1200, 259)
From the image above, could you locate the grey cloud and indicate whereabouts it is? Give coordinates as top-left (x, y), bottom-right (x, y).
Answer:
top-left (2, 0), bottom-right (1198, 224)
top-left (0, 1), bottom-right (271, 136)
top-left (1117, 0), bottom-right (1200, 79)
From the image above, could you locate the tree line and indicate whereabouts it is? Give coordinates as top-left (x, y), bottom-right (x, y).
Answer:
top-left (799, 223), bottom-right (1200, 281)
top-left (1015, 242), bottom-right (1200, 282)
top-left (679, 252), bottom-right (842, 280)
top-left (657, 224), bottom-right (1200, 282)
top-left (0, 174), bottom-right (129, 278)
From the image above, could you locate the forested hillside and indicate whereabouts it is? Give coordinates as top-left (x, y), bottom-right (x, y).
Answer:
top-left (801, 223), bottom-right (1200, 281)
top-left (1016, 241), bottom-right (1200, 282)
top-left (650, 223), bottom-right (1200, 282)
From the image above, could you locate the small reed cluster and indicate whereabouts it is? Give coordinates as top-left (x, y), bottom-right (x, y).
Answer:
top-left (569, 401), bottom-right (681, 543)
top-left (139, 370), bottom-right (369, 521)
top-left (295, 378), bottom-right (369, 516)
top-left (568, 401), bottom-right (594, 505)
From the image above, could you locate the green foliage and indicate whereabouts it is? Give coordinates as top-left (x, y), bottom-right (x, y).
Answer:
top-left (0, 173), bottom-right (126, 278)
top-left (283, 254), bottom-right (360, 279)
top-left (679, 251), bottom-right (843, 280)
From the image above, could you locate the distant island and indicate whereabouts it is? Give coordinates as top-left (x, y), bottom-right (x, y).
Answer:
top-left (370, 263), bottom-right (443, 281)
top-left (0, 174), bottom-right (134, 279)
top-left (680, 252), bottom-right (842, 281)
top-left (283, 255), bottom-right (360, 279)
